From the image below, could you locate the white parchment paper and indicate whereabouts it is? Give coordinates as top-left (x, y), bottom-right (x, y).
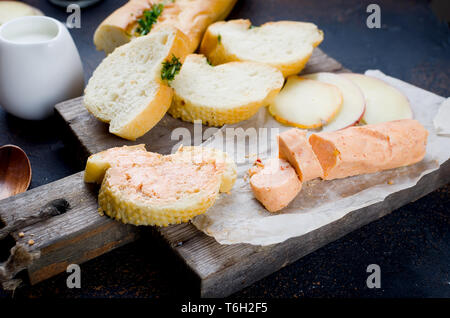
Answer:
top-left (191, 70), bottom-right (450, 246)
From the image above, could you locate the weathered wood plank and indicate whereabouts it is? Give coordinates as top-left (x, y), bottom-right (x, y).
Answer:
top-left (0, 172), bottom-right (139, 285)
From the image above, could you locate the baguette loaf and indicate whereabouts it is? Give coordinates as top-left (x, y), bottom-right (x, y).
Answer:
top-left (168, 54), bottom-right (284, 126)
top-left (84, 26), bottom-right (190, 140)
top-left (84, 145), bottom-right (237, 226)
top-left (200, 19), bottom-right (324, 77)
top-left (94, 0), bottom-right (237, 55)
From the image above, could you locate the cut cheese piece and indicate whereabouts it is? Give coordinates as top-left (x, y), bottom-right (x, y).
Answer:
top-left (342, 73), bottom-right (412, 125)
top-left (303, 72), bottom-right (366, 131)
top-left (278, 128), bottom-right (323, 181)
top-left (200, 19), bottom-right (324, 77)
top-left (309, 119), bottom-right (428, 180)
top-left (268, 76), bottom-right (343, 129)
top-left (169, 54), bottom-right (284, 126)
top-left (249, 158), bottom-right (302, 212)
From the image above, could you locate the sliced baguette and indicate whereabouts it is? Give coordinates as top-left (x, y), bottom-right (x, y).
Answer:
top-left (200, 19), bottom-right (324, 77)
top-left (94, 0), bottom-right (237, 55)
top-left (168, 54), bottom-right (284, 126)
top-left (84, 26), bottom-right (190, 140)
top-left (85, 145), bottom-right (237, 226)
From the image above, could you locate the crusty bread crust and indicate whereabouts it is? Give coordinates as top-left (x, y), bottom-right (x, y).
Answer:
top-left (94, 0), bottom-right (237, 54)
top-left (200, 19), bottom-right (324, 77)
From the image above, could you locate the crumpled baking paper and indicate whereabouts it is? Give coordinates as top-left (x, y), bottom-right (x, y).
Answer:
top-left (191, 70), bottom-right (450, 246)
top-left (434, 97), bottom-right (450, 136)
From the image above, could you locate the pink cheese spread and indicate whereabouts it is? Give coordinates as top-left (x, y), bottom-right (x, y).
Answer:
top-left (309, 119), bottom-right (428, 180)
top-left (95, 145), bottom-right (161, 168)
top-left (105, 154), bottom-right (223, 204)
top-left (249, 158), bottom-right (302, 212)
top-left (278, 128), bottom-right (324, 181)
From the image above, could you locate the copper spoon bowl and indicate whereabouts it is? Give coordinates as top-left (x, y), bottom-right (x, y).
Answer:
top-left (0, 145), bottom-right (32, 200)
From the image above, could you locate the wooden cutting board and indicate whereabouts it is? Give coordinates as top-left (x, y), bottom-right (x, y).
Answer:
top-left (1, 49), bottom-right (449, 297)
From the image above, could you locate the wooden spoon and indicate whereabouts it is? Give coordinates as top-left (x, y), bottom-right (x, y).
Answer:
top-left (0, 145), bottom-right (31, 200)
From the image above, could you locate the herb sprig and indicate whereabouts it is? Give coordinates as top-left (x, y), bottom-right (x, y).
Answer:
top-left (161, 55), bottom-right (182, 81)
top-left (135, 4), bottom-right (164, 36)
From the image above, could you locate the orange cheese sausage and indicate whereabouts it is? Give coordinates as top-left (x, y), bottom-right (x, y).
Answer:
top-left (309, 119), bottom-right (428, 180)
top-left (249, 158), bottom-right (302, 212)
top-left (278, 128), bottom-right (324, 181)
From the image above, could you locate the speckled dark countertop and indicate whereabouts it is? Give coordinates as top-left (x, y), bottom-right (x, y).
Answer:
top-left (0, 0), bottom-right (449, 298)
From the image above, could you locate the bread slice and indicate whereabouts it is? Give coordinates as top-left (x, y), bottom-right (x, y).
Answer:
top-left (94, 0), bottom-right (237, 55)
top-left (200, 19), bottom-right (324, 77)
top-left (84, 145), bottom-right (237, 226)
top-left (84, 26), bottom-right (190, 140)
top-left (168, 54), bottom-right (284, 126)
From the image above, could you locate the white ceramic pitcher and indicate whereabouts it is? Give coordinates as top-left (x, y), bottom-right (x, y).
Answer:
top-left (0, 16), bottom-right (84, 120)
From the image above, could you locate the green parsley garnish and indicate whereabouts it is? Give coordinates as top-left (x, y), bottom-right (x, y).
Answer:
top-left (161, 55), bottom-right (182, 81)
top-left (217, 34), bottom-right (222, 44)
top-left (135, 4), bottom-right (164, 36)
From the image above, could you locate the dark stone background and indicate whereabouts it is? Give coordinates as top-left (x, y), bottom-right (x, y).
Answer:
top-left (0, 0), bottom-right (448, 298)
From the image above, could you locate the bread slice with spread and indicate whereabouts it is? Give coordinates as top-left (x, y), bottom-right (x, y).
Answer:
top-left (84, 145), bottom-right (237, 227)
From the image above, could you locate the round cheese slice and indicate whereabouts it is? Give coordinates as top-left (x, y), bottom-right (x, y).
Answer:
top-left (269, 76), bottom-right (343, 129)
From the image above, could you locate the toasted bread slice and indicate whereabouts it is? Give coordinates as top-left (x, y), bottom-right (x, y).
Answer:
top-left (200, 19), bottom-right (324, 77)
top-left (93, 0), bottom-right (237, 55)
top-left (84, 145), bottom-right (237, 226)
top-left (84, 26), bottom-right (190, 140)
top-left (168, 54), bottom-right (284, 126)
